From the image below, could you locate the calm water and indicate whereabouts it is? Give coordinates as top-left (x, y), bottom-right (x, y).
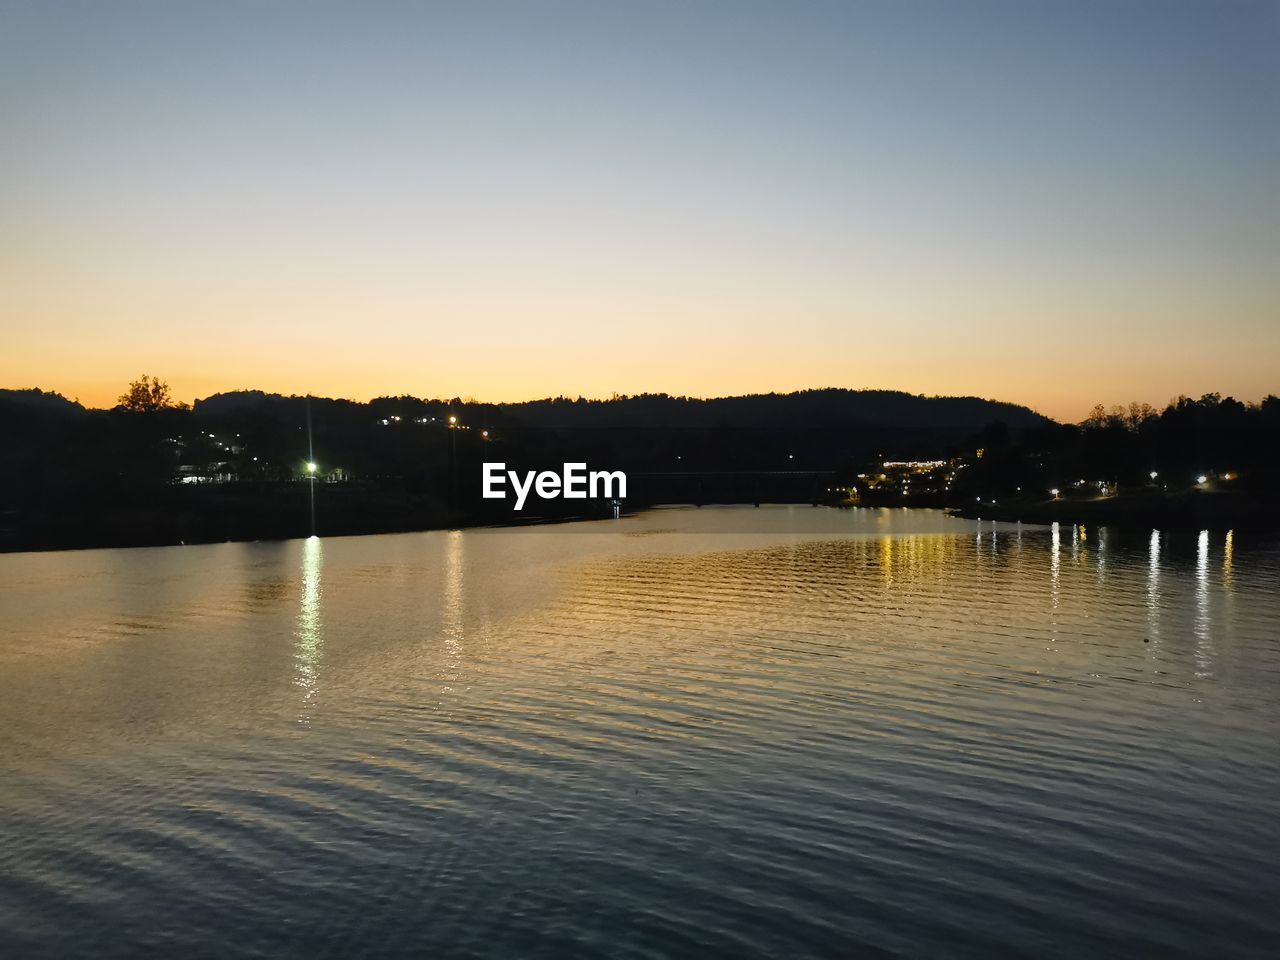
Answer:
top-left (2, 507), bottom-right (1278, 959)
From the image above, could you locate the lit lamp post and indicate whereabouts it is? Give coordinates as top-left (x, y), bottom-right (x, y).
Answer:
top-left (446, 415), bottom-right (458, 527)
top-left (304, 398), bottom-right (318, 536)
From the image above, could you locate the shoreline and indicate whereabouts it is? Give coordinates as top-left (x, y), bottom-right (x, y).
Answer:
top-left (0, 502), bottom-right (635, 556)
top-left (5, 490), bottom-right (1279, 555)
top-left (947, 489), bottom-right (1279, 532)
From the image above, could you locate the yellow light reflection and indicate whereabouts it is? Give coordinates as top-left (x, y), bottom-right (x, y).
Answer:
top-left (879, 535), bottom-right (894, 586)
top-left (440, 530), bottom-right (465, 701)
top-left (1050, 521), bottom-right (1061, 614)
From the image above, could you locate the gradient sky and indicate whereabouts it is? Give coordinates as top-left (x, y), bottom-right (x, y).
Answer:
top-left (2, 1), bottom-right (1277, 421)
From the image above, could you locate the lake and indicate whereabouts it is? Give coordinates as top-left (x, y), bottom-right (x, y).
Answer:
top-left (1, 507), bottom-right (1278, 958)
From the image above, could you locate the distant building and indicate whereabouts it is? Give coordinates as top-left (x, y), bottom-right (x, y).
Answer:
top-left (858, 459), bottom-right (961, 497)
top-left (177, 462), bottom-right (236, 484)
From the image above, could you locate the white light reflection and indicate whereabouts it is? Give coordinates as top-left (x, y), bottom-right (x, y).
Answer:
top-left (1194, 529), bottom-right (1213, 679)
top-left (294, 535), bottom-right (324, 723)
top-left (1146, 529), bottom-right (1160, 651)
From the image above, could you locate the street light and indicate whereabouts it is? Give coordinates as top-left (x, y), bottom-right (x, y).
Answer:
top-left (1197, 474), bottom-right (1207, 485)
top-left (1050, 488), bottom-right (1060, 498)
top-left (306, 462), bottom-right (317, 474)
top-left (1149, 471), bottom-right (1158, 480)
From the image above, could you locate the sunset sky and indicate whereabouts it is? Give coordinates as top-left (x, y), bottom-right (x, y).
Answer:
top-left (2, 1), bottom-right (1277, 422)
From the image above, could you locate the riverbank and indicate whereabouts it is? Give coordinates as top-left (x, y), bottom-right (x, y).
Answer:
top-left (5, 483), bottom-right (1278, 554)
top-left (0, 481), bottom-right (626, 553)
top-left (950, 488), bottom-right (1280, 531)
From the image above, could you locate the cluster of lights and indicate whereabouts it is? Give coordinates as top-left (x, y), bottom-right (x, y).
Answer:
top-left (445, 415), bottom-right (490, 436)
top-left (882, 460), bottom-right (948, 469)
top-left (379, 415), bottom-right (450, 426)
top-left (859, 458), bottom-right (959, 496)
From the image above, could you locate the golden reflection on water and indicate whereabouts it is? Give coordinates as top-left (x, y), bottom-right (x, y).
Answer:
top-left (294, 536), bottom-right (324, 723)
top-left (563, 533), bottom-right (978, 632)
top-left (440, 530), bottom-right (465, 700)
top-left (1050, 521), bottom-right (1061, 617)
top-left (1223, 529), bottom-right (1234, 590)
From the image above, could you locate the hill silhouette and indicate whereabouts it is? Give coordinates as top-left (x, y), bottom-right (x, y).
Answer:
top-left (0, 388), bottom-right (86, 417)
top-left (190, 387), bottom-right (1050, 431)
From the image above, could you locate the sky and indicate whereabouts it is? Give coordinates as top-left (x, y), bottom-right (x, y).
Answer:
top-left (1, 0), bottom-right (1277, 421)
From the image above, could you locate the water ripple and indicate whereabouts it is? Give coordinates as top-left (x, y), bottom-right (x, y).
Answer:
top-left (1, 509), bottom-right (1278, 958)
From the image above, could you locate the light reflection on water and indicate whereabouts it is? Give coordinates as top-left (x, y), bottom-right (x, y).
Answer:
top-left (1195, 529), bottom-right (1213, 679)
top-left (1148, 529), bottom-right (1161, 651)
top-left (294, 535), bottom-right (324, 723)
top-left (1050, 520), bottom-right (1061, 615)
top-left (441, 529), bottom-right (465, 701)
top-left (0, 507), bottom-right (1278, 959)
top-left (1224, 528), bottom-right (1234, 588)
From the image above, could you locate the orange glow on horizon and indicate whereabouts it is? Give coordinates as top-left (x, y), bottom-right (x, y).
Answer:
top-left (3, 4), bottom-right (1275, 426)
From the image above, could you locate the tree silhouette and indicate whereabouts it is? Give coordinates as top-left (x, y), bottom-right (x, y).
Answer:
top-left (117, 375), bottom-right (188, 413)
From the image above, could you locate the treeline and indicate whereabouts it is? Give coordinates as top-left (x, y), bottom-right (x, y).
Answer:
top-left (950, 393), bottom-right (1280, 499)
